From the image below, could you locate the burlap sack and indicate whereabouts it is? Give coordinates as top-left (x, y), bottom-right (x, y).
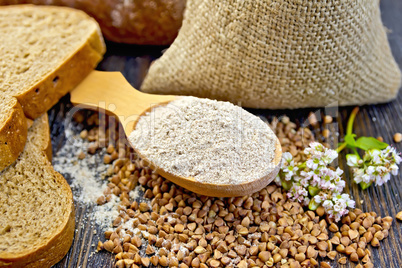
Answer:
top-left (141, 0), bottom-right (401, 109)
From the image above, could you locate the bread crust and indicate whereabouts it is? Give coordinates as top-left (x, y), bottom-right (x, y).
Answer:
top-left (0, 5), bottom-right (105, 172)
top-left (0, 99), bottom-right (27, 171)
top-left (14, 6), bottom-right (106, 119)
top-left (0, 114), bottom-right (75, 268)
top-left (0, 0), bottom-right (185, 45)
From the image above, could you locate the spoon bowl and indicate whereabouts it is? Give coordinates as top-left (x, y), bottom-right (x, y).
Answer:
top-left (70, 70), bottom-right (282, 197)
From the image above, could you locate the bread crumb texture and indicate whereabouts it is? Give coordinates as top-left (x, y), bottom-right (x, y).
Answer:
top-left (0, 92), bottom-right (14, 125)
top-left (0, 5), bottom-right (100, 97)
top-left (0, 116), bottom-right (71, 255)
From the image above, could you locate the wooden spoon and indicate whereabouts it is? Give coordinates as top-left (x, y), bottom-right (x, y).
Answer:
top-left (70, 70), bottom-right (282, 197)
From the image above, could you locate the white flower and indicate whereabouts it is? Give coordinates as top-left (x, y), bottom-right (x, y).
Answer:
top-left (375, 166), bottom-right (387, 174)
top-left (366, 148), bottom-right (381, 162)
top-left (306, 158), bottom-right (320, 170)
top-left (304, 142), bottom-right (326, 160)
top-left (335, 167), bottom-right (344, 177)
top-left (383, 173), bottom-right (391, 183)
top-left (314, 195), bottom-right (323, 203)
top-left (366, 166), bottom-right (375, 175)
top-left (300, 177), bottom-right (310, 188)
top-left (350, 146), bottom-right (402, 188)
top-left (339, 193), bottom-right (355, 209)
top-left (283, 165), bottom-right (298, 181)
top-left (347, 154), bottom-right (359, 167)
top-left (333, 203), bottom-right (342, 212)
top-left (319, 179), bottom-right (331, 190)
top-left (322, 149), bottom-right (338, 165)
top-left (292, 175), bottom-right (302, 182)
top-left (302, 170), bottom-right (321, 187)
top-left (382, 146), bottom-right (392, 155)
top-left (320, 193), bottom-right (355, 222)
top-left (352, 168), bottom-right (364, 184)
top-left (303, 197), bottom-right (310, 207)
top-left (281, 152), bottom-right (299, 181)
top-left (287, 185), bottom-right (308, 203)
top-left (385, 146), bottom-right (402, 164)
top-left (274, 174), bottom-right (282, 186)
top-left (322, 200), bottom-right (332, 209)
top-left (375, 173), bottom-right (390, 186)
top-left (346, 198), bottom-right (355, 208)
top-left (394, 153), bottom-right (402, 165)
top-left (361, 173), bottom-right (372, 184)
top-left (390, 164), bottom-right (399, 176)
top-left (277, 141), bottom-right (355, 222)
top-left (282, 152), bottom-right (293, 163)
top-left (340, 193), bottom-right (350, 201)
top-left (334, 179), bottom-right (345, 192)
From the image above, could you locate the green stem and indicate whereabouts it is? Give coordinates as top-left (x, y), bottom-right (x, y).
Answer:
top-left (352, 147), bottom-right (360, 158)
top-left (346, 107), bottom-right (359, 135)
top-left (337, 107), bottom-right (359, 154)
top-left (336, 142), bottom-right (347, 153)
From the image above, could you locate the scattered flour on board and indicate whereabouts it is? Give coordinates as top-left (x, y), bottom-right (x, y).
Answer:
top-left (53, 126), bottom-right (108, 204)
top-left (49, 117), bottom-right (152, 267)
top-left (92, 195), bottom-right (120, 229)
top-left (52, 122), bottom-right (145, 230)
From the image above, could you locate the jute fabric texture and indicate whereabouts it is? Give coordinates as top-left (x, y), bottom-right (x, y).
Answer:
top-left (141, 0), bottom-right (401, 109)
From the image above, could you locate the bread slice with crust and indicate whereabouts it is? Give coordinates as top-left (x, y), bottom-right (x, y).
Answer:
top-left (0, 4), bottom-right (105, 171)
top-left (0, 113), bottom-right (75, 268)
top-left (0, 93), bottom-right (28, 171)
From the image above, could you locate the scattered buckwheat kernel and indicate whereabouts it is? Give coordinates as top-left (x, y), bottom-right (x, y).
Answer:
top-left (394, 132), bottom-right (402, 143)
top-left (324, 115), bottom-right (333, 124)
top-left (396, 211), bottom-right (402, 221)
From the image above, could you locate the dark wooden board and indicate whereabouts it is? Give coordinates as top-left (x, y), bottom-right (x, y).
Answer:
top-left (51, 0), bottom-right (402, 266)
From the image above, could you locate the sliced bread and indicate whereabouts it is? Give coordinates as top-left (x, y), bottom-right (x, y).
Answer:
top-left (0, 114), bottom-right (75, 268)
top-left (0, 0), bottom-right (186, 45)
top-left (0, 4), bottom-right (105, 171)
top-left (0, 92), bottom-right (28, 171)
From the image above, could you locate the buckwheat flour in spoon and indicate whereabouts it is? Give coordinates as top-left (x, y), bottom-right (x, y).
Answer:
top-left (129, 96), bottom-right (277, 185)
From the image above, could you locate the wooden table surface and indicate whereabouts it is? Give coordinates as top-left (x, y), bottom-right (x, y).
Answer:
top-left (51, 0), bottom-right (402, 267)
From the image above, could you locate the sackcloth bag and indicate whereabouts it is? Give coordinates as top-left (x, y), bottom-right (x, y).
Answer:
top-left (141, 0), bottom-right (401, 109)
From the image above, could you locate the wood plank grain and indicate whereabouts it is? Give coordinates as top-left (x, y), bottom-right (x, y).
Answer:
top-left (48, 0), bottom-right (402, 266)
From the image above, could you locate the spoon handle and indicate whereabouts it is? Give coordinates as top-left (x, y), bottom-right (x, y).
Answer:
top-left (70, 70), bottom-right (175, 135)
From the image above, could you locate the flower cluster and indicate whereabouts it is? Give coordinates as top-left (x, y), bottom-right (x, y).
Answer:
top-left (276, 142), bottom-right (355, 222)
top-left (313, 192), bottom-right (355, 222)
top-left (347, 146), bottom-right (402, 188)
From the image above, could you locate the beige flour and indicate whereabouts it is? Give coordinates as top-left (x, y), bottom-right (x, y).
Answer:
top-left (129, 97), bottom-right (277, 185)
top-left (53, 123), bottom-right (121, 230)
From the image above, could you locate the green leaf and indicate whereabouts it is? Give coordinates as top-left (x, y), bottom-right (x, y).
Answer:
top-left (281, 180), bottom-right (292, 191)
top-left (355, 136), bottom-right (388, 151)
top-left (298, 162), bottom-right (307, 170)
top-left (359, 181), bottom-right (372, 190)
top-left (344, 134), bottom-right (357, 147)
top-left (308, 186), bottom-right (320, 196)
top-left (308, 199), bottom-right (320, 211)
